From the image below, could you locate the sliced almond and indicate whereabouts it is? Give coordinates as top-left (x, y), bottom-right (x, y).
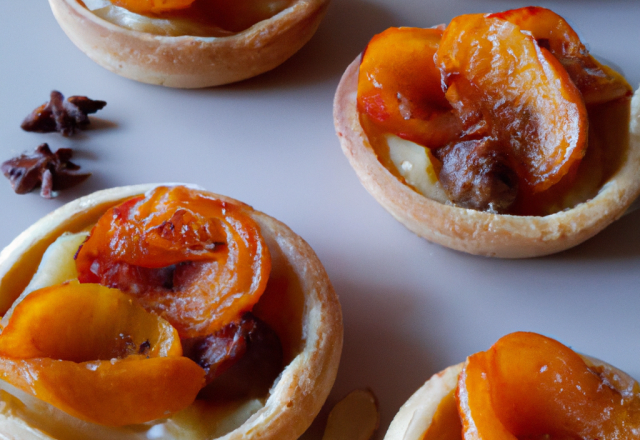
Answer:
top-left (322, 389), bottom-right (379, 440)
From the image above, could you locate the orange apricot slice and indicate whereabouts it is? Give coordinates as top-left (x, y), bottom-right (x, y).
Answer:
top-left (435, 13), bottom-right (588, 193)
top-left (422, 389), bottom-right (462, 440)
top-left (357, 27), bottom-right (462, 149)
top-left (0, 356), bottom-right (204, 427)
top-left (110, 0), bottom-right (196, 14)
top-left (457, 332), bottom-right (640, 440)
top-left (75, 186), bottom-right (271, 338)
top-left (0, 281), bottom-right (180, 360)
top-left (490, 7), bottom-right (632, 105)
top-left (0, 282), bottom-right (205, 426)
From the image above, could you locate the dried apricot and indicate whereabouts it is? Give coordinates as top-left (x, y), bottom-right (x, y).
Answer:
top-left (357, 27), bottom-right (461, 149)
top-left (0, 282), bottom-right (205, 426)
top-left (490, 7), bottom-right (632, 105)
top-left (75, 186), bottom-right (271, 338)
top-left (0, 281), bottom-right (180, 360)
top-left (457, 332), bottom-right (640, 440)
top-left (435, 13), bottom-right (588, 192)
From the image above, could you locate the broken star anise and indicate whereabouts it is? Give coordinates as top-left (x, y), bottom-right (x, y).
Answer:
top-left (21, 91), bottom-right (107, 137)
top-left (1, 143), bottom-right (91, 198)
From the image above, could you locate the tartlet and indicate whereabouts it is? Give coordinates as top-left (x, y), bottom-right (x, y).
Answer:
top-left (383, 333), bottom-right (640, 440)
top-left (0, 184), bottom-right (343, 439)
top-left (48, 0), bottom-right (330, 87)
top-left (334, 22), bottom-right (640, 258)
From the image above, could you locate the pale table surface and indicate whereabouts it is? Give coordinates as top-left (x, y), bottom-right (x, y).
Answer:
top-left (1, 1), bottom-right (639, 439)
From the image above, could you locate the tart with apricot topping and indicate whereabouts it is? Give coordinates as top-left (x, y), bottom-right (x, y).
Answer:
top-left (48, 0), bottom-right (329, 87)
top-left (0, 184), bottom-right (342, 439)
top-left (383, 332), bottom-right (640, 440)
top-left (334, 7), bottom-right (640, 258)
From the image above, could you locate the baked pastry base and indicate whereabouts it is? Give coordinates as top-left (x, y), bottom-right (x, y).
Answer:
top-left (0, 184), bottom-right (343, 439)
top-left (48, 0), bottom-right (330, 88)
top-left (334, 57), bottom-right (640, 258)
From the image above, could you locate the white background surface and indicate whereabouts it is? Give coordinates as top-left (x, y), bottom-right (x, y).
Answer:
top-left (1, 1), bottom-right (639, 439)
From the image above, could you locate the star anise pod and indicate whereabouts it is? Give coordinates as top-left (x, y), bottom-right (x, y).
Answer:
top-left (1, 144), bottom-right (91, 198)
top-left (21, 91), bottom-right (107, 137)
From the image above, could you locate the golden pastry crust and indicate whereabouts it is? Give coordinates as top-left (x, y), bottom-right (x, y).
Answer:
top-left (0, 184), bottom-right (343, 439)
top-left (334, 57), bottom-right (640, 258)
top-left (48, 0), bottom-right (330, 88)
top-left (384, 356), bottom-right (637, 440)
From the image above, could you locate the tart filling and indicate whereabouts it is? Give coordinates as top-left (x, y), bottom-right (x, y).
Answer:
top-left (357, 7), bottom-right (633, 216)
top-left (0, 184), bottom-right (342, 439)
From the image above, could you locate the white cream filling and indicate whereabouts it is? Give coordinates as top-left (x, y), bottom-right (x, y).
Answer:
top-left (0, 233), bottom-right (265, 439)
top-left (0, 232), bottom-right (89, 327)
top-left (385, 134), bottom-right (449, 205)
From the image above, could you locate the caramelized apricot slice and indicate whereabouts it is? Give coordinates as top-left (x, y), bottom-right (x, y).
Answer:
top-left (0, 281), bottom-right (180, 361)
top-left (422, 389), bottom-right (462, 440)
top-left (357, 27), bottom-right (461, 149)
top-left (0, 282), bottom-right (205, 426)
top-left (490, 7), bottom-right (632, 105)
top-left (75, 193), bottom-right (227, 270)
top-left (110, 0), bottom-right (196, 14)
top-left (76, 186), bottom-right (271, 338)
top-left (457, 332), bottom-right (640, 440)
top-left (0, 356), bottom-right (203, 426)
top-left (436, 14), bottom-right (588, 192)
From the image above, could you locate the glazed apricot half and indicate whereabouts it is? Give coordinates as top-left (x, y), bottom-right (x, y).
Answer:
top-left (435, 13), bottom-right (588, 194)
top-left (0, 282), bottom-right (205, 426)
top-left (385, 333), bottom-right (640, 440)
top-left (357, 27), bottom-right (461, 149)
top-left (457, 332), bottom-right (640, 439)
top-left (490, 7), bottom-right (632, 105)
top-left (76, 185), bottom-right (271, 339)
